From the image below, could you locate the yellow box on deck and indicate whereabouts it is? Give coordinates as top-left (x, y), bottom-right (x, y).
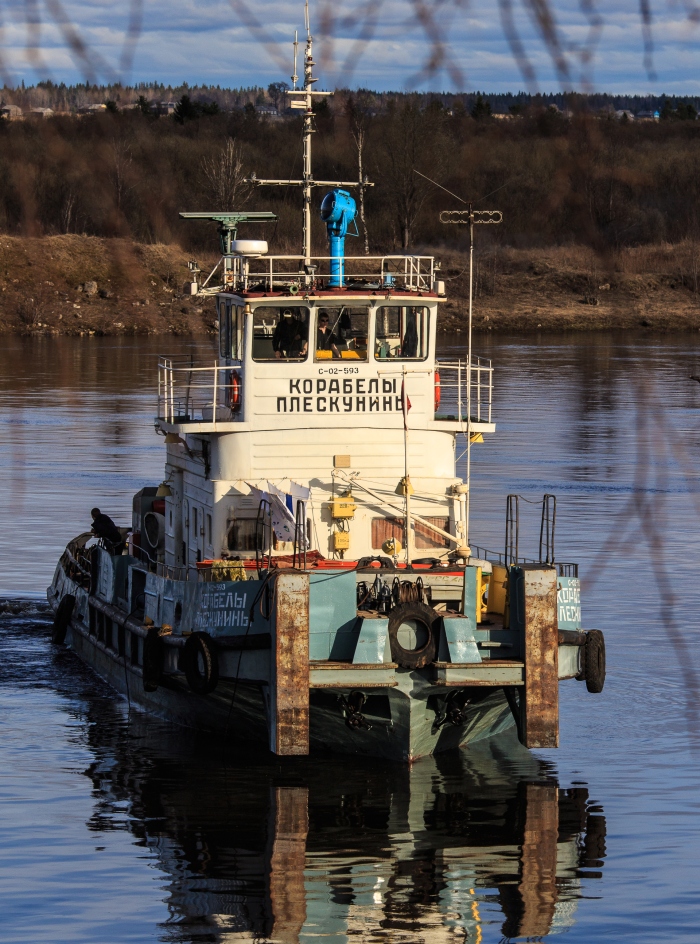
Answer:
top-left (332, 531), bottom-right (350, 550)
top-left (489, 564), bottom-right (508, 615)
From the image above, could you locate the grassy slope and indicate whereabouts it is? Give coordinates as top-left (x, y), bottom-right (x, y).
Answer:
top-left (0, 236), bottom-right (217, 336)
top-left (1, 236), bottom-right (699, 335)
top-left (440, 243), bottom-right (700, 333)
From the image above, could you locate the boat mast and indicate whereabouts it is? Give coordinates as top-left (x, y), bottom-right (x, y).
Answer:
top-left (301, 1), bottom-right (315, 265)
top-left (248, 1), bottom-right (372, 267)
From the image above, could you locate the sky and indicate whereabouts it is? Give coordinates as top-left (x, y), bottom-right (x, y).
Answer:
top-left (2, 0), bottom-right (700, 95)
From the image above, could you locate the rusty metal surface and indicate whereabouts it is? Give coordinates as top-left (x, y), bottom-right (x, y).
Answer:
top-left (266, 786), bottom-right (309, 943)
top-left (519, 566), bottom-right (559, 749)
top-left (515, 782), bottom-right (559, 937)
top-left (271, 572), bottom-right (310, 755)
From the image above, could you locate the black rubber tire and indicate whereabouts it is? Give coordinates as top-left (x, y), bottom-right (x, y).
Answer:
top-left (142, 627), bottom-right (164, 693)
top-left (183, 632), bottom-right (219, 695)
top-left (51, 594), bottom-right (75, 645)
top-left (387, 602), bottom-right (439, 670)
top-left (584, 630), bottom-right (606, 693)
top-left (357, 556), bottom-right (394, 569)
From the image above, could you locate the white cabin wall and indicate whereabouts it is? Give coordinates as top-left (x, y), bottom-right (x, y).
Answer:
top-left (164, 467), bottom-right (184, 567)
top-left (210, 432), bottom-right (252, 481)
top-left (157, 294), bottom-right (475, 561)
top-left (250, 429), bottom-right (456, 480)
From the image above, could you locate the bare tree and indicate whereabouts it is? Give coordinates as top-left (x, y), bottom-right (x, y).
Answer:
top-left (61, 189), bottom-right (77, 233)
top-left (346, 95), bottom-right (372, 253)
top-left (110, 139), bottom-right (133, 213)
top-left (200, 139), bottom-right (251, 211)
top-left (377, 98), bottom-right (446, 250)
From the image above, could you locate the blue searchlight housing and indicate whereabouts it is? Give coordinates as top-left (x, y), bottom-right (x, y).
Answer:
top-left (320, 189), bottom-right (357, 287)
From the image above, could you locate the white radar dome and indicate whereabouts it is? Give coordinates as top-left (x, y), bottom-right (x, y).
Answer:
top-left (229, 240), bottom-right (268, 257)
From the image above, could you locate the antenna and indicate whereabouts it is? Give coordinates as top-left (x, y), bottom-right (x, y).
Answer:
top-left (439, 205), bottom-right (503, 552)
top-left (292, 30), bottom-right (298, 89)
top-left (247, 1), bottom-right (374, 267)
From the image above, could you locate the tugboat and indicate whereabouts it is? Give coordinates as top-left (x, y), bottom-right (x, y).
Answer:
top-left (47, 7), bottom-right (605, 762)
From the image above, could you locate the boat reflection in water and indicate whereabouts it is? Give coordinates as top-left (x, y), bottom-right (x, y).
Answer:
top-left (84, 715), bottom-right (606, 942)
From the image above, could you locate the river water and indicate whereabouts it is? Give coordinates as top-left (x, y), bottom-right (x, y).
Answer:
top-left (1, 333), bottom-right (700, 942)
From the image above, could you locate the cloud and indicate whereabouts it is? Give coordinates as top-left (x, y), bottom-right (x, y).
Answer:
top-left (1, 0), bottom-right (700, 93)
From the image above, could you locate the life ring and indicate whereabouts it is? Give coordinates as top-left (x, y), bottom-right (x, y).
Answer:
top-left (387, 602), bottom-right (439, 670)
top-left (434, 370), bottom-right (441, 411)
top-left (142, 627), bottom-right (164, 692)
top-left (228, 371), bottom-right (242, 412)
top-left (183, 632), bottom-right (219, 694)
top-left (52, 594), bottom-right (75, 645)
top-left (584, 630), bottom-right (606, 693)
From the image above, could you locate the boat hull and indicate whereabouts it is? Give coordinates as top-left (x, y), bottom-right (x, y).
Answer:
top-left (51, 580), bottom-right (516, 763)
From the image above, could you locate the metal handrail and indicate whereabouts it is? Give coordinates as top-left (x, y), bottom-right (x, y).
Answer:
top-left (222, 253), bottom-right (436, 292)
top-left (435, 357), bottom-right (493, 424)
top-left (157, 358), bottom-right (242, 424)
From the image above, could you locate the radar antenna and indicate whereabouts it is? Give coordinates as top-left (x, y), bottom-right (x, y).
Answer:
top-left (247, 1), bottom-right (373, 270)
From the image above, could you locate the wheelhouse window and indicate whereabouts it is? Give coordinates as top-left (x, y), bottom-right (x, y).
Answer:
top-left (314, 307), bottom-right (369, 361)
top-left (252, 306), bottom-right (309, 361)
top-left (375, 306), bottom-right (430, 360)
top-left (218, 299), bottom-right (243, 360)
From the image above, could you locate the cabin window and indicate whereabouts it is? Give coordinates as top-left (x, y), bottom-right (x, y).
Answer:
top-left (314, 307), bottom-right (369, 361)
top-left (374, 306), bottom-right (430, 360)
top-left (371, 516), bottom-right (450, 550)
top-left (252, 306), bottom-right (309, 361)
top-left (227, 518), bottom-right (258, 551)
top-left (219, 301), bottom-right (243, 360)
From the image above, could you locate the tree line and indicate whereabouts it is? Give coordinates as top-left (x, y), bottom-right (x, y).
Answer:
top-left (4, 80), bottom-right (700, 119)
top-left (2, 93), bottom-right (700, 255)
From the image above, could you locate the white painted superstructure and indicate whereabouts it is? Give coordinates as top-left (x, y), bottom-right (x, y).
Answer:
top-left (157, 288), bottom-right (494, 574)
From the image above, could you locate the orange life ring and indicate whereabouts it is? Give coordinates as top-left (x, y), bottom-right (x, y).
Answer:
top-left (434, 370), bottom-right (441, 411)
top-left (228, 371), bottom-right (242, 412)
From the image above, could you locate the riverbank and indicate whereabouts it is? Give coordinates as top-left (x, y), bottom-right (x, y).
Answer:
top-left (1, 236), bottom-right (699, 335)
top-left (0, 236), bottom-right (215, 337)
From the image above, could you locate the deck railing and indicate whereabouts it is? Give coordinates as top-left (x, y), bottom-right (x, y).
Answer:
top-left (217, 253), bottom-right (435, 293)
top-left (436, 357), bottom-right (493, 425)
top-left (158, 353), bottom-right (493, 426)
top-left (158, 355), bottom-right (241, 424)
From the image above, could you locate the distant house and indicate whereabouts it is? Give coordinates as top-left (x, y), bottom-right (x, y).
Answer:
top-left (78, 103), bottom-right (107, 115)
top-left (256, 105), bottom-right (283, 120)
top-left (159, 102), bottom-right (177, 115)
top-left (636, 110), bottom-right (660, 121)
top-left (615, 110), bottom-right (635, 121)
top-left (30, 107), bottom-right (53, 118)
top-left (0, 104), bottom-right (22, 120)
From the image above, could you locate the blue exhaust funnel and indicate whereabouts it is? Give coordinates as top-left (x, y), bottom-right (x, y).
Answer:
top-left (320, 189), bottom-right (357, 287)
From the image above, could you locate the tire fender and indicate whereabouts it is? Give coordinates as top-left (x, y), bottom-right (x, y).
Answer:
top-left (387, 602), bottom-right (439, 670)
top-left (52, 594), bottom-right (75, 645)
top-left (183, 631), bottom-right (219, 695)
top-left (584, 629), bottom-right (606, 693)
